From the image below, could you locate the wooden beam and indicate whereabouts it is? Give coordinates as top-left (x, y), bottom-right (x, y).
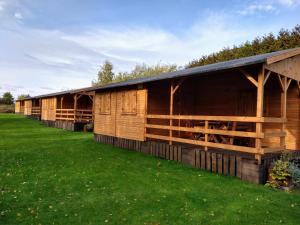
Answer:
top-left (240, 69), bottom-right (258, 87)
top-left (169, 81), bottom-right (174, 145)
top-left (297, 81), bottom-right (300, 95)
top-left (145, 124), bottom-right (263, 138)
top-left (204, 121), bottom-right (208, 150)
top-left (267, 47), bottom-right (300, 64)
top-left (74, 94), bottom-right (77, 121)
top-left (145, 134), bottom-right (257, 154)
top-left (280, 77), bottom-right (287, 150)
top-left (146, 114), bottom-right (285, 123)
top-left (286, 78), bottom-right (292, 91)
top-left (255, 68), bottom-right (264, 163)
top-left (172, 78), bottom-right (186, 94)
top-left (277, 74), bottom-right (284, 92)
top-left (263, 71), bottom-right (271, 86)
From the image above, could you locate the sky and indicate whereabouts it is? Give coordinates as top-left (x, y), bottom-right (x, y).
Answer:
top-left (0, 0), bottom-right (300, 98)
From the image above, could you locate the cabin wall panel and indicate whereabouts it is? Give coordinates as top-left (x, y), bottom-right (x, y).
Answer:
top-left (94, 92), bottom-right (116, 136)
top-left (94, 89), bottom-right (147, 141)
top-left (115, 89), bottom-right (147, 141)
top-left (24, 100), bottom-right (32, 115)
top-left (41, 97), bottom-right (57, 121)
top-left (15, 102), bottom-right (20, 113)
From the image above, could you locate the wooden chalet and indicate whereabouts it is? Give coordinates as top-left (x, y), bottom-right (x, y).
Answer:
top-left (38, 87), bottom-right (95, 131)
top-left (92, 48), bottom-right (300, 183)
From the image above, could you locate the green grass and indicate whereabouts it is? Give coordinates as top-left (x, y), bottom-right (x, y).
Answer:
top-left (0, 114), bottom-right (300, 225)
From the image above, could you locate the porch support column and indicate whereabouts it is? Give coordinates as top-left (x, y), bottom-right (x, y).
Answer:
top-left (280, 76), bottom-right (288, 150)
top-left (169, 81), bottom-right (174, 145)
top-left (74, 94), bottom-right (77, 121)
top-left (255, 68), bottom-right (264, 164)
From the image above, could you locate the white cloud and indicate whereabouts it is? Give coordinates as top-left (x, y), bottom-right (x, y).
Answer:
top-left (277, 0), bottom-right (300, 6)
top-left (0, 1), bottom-right (5, 12)
top-left (14, 12), bottom-right (22, 19)
top-left (238, 4), bottom-right (276, 15)
top-left (237, 0), bottom-right (300, 16)
top-left (0, 10), bottom-right (291, 98)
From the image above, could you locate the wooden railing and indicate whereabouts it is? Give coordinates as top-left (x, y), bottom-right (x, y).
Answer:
top-left (56, 109), bottom-right (93, 122)
top-left (145, 114), bottom-right (286, 154)
top-left (31, 107), bottom-right (41, 115)
top-left (75, 109), bottom-right (93, 122)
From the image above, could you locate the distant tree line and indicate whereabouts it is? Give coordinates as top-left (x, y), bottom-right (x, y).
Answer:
top-left (92, 61), bottom-right (178, 86)
top-left (93, 25), bottom-right (300, 86)
top-left (186, 25), bottom-right (300, 68)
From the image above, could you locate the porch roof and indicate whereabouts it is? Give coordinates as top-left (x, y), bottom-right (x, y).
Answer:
top-left (91, 47), bottom-right (300, 92)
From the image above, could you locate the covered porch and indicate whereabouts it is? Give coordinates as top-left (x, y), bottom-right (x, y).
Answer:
top-left (145, 64), bottom-right (299, 162)
top-left (55, 91), bottom-right (94, 124)
top-left (31, 98), bottom-right (41, 116)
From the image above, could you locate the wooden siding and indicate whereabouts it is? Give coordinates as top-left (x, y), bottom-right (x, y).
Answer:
top-left (41, 97), bottom-right (57, 121)
top-left (15, 101), bottom-right (20, 113)
top-left (24, 100), bottom-right (32, 115)
top-left (94, 89), bottom-right (147, 141)
top-left (263, 82), bottom-right (300, 150)
top-left (265, 54), bottom-right (300, 81)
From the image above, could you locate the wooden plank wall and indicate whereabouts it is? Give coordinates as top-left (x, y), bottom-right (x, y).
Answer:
top-left (15, 102), bottom-right (20, 113)
top-left (264, 80), bottom-right (300, 150)
top-left (24, 100), bottom-right (32, 115)
top-left (94, 134), bottom-right (267, 184)
top-left (94, 92), bottom-right (116, 136)
top-left (94, 88), bottom-right (147, 141)
top-left (265, 54), bottom-right (300, 81)
top-left (41, 97), bottom-right (57, 121)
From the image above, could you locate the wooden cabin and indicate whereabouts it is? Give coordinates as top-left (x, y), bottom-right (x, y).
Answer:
top-left (93, 48), bottom-right (300, 183)
top-left (15, 100), bottom-right (25, 114)
top-left (39, 88), bottom-right (94, 131)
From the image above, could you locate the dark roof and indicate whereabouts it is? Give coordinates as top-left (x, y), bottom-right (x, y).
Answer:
top-left (23, 86), bottom-right (96, 100)
top-left (91, 48), bottom-right (296, 92)
top-left (25, 48), bottom-right (298, 99)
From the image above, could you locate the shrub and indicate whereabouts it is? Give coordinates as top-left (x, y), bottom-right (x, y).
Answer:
top-left (266, 153), bottom-right (300, 189)
top-left (288, 162), bottom-right (300, 186)
top-left (267, 160), bottom-right (291, 188)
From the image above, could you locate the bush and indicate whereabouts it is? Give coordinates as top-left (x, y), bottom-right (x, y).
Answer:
top-left (266, 153), bottom-right (300, 189)
top-left (288, 162), bottom-right (300, 186)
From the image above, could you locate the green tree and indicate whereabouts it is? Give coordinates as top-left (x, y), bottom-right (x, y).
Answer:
top-left (1, 92), bottom-right (14, 105)
top-left (187, 24), bottom-right (300, 68)
top-left (114, 63), bottom-right (178, 83)
top-left (92, 61), bottom-right (114, 86)
top-left (17, 94), bottom-right (30, 100)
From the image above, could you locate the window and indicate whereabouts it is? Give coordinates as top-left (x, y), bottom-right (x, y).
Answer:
top-left (99, 93), bottom-right (111, 114)
top-left (122, 90), bottom-right (137, 115)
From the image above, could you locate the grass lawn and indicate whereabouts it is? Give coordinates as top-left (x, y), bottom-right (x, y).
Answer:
top-left (1, 114), bottom-right (300, 225)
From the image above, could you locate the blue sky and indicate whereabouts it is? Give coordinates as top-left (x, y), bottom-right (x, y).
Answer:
top-left (0, 0), bottom-right (300, 98)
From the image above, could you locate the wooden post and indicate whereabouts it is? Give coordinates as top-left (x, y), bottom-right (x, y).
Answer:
top-left (204, 120), bottom-right (208, 151)
top-left (280, 76), bottom-right (287, 150)
top-left (255, 68), bottom-right (264, 164)
top-left (169, 82), bottom-right (174, 145)
top-left (74, 94), bottom-right (77, 121)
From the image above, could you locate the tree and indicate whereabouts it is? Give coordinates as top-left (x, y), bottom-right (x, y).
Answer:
top-left (17, 94), bottom-right (30, 100)
top-left (92, 61), bottom-right (114, 86)
top-left (187, 24), bottom-right (300, 68)
top-left (114, 63), bottom-right (178, 83)
top-left (0, 92), bottom-right (14, 105)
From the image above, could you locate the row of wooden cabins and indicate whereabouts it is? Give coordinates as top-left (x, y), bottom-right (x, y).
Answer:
top-left (15, 87), bottom-right (95, 130)
top-left (15, 48), bottom-right (300, 184)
